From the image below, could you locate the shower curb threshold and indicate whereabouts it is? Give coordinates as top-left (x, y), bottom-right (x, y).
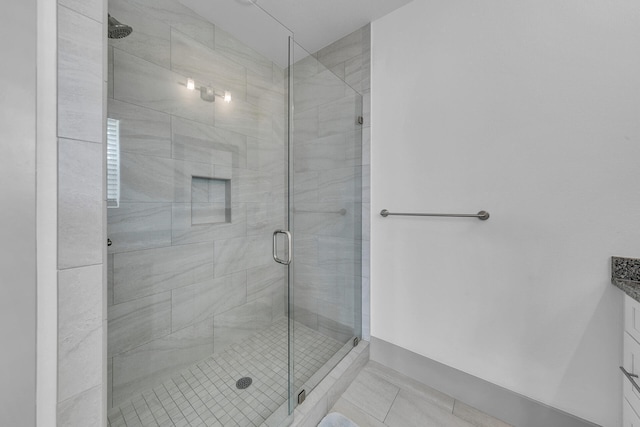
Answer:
top-left (263, 340), bottom-right (370, 427)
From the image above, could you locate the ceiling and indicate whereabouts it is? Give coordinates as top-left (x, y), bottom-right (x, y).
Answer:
top-left (179, 0), bottom-right (413, 67)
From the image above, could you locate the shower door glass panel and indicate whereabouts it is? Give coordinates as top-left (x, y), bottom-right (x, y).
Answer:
top-left (288, 39), bottom-right (363, 405)
top-left (106, 0), bottom-right (293, 425)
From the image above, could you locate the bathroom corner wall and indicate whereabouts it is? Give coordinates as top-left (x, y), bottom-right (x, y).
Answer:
top-left (105, 0), bottom-right (287, 407)
top-left (56, 0), bottom-right (106, 425)
top-left (312, 25), bottom-right (371, 341)
top-left (0, 1), bottom-right (37, 425)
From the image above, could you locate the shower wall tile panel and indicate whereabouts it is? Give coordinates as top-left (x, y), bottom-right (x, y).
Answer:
top-left (213, 296), bottom-right (273, 354)
top-left (126, 0), bottom-right (215, 49)
top-left (111, 317), bottom-right (214, 406)
top-left (214, 25), bottom-right (273, 78)
top-left (112, 242), bottom-right (214, 303)
top-left (58, 5), bottom-right (104, 144)
top-left (316, 28), bottom-right (364, 70)
top-left (171, 29), bottom-right (247, 102)
top-left (58, 138), bottom-right (103, 269)
top-left (113, 49), bottom-right (215, 124)
top-left (59, 0), bottom-right (103, 22)
top-left (108, 0), bottom-right (171, 68)
top-left (58, 265), bottom-right (103, 402)
top-left (56, 0), bottom-right (105, 422)
top-left (108, 292), bottom-right (172, 356)
top-left (171, 271), bottom-right (247, 331)
top-left (107, 99), bottom-right (172, 158)
top-left (57, 384), bottom-right (103, 427)
top-left (106, 202), bottom-right (172, 253)
top-left (108, 0), bottom-right (287, 406)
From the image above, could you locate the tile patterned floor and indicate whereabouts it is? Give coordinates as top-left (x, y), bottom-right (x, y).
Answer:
top-left (108, 318), bottom-right (344, 427)
top-left (331, 361), bottom-right (514, 427)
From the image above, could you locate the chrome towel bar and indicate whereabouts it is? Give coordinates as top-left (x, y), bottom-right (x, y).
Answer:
top-left (380, 209), bottom-right (490, 221)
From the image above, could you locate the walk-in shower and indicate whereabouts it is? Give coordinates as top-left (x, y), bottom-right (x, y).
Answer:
top-left (106, 0), bottom-right (362, 426)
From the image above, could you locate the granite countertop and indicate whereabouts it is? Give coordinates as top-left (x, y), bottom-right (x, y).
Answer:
top-left (612, 256), bottom-right (640, 303)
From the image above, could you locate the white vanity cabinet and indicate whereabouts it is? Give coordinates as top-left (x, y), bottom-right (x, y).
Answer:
top-left (623, 295), bottom-right (640, 424)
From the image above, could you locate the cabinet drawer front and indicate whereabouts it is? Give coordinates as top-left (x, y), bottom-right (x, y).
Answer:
top-left (624, 398), bottom-right (640, 426)
top-left (624, 332), bottom-right (640, 413)
top-left (625, 295), bottom-right (640, 343)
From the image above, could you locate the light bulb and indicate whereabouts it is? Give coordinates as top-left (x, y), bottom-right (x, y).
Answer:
top-left (186, 78), bottom-right (195, 91)
top-left (224, 91), bottom-right (232, 103)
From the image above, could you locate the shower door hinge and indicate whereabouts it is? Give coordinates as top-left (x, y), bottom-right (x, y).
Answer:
top-left (353, 337), bottom-right (359, 347)
top-left (357, 116), bottom-right (364, 125)
top-left (297, 390), bottom-right (306, 405)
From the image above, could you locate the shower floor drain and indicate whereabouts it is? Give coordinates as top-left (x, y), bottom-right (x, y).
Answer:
top-left (236, 377), bottom-right (252, 390)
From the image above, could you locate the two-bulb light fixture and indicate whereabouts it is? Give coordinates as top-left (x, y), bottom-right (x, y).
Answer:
top-left (186, 78), bottom-right (231, 104)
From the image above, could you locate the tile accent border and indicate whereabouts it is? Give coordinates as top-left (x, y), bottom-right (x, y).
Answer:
top-left (370, 337), bottom-right (599, 427)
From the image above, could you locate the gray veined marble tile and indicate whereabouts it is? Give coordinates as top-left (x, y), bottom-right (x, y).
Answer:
top-left (107, 202), bottom-right (172, 253)
top-left (342, 369), bottom-right (399, 422)
top-left (318, 94), bottom-right (361, 139)
top-left (171, 29), bottom-right (247, 102)
top-left (231, 168), bottom-right (273, 204)
top-left (58, 139), bottom-right (103, 269)
top-left (172, 116), bottom-right (247, 168)
top-left (292, 106), bottom-right (319, 143)
top-left (247, 69), bottom-right (286, 117)
top-left (215, 26), bottom-right (273, 79)
top-left (316, 27), bottom-right (364, 71)
top-left (293, 172), bottom-right (319, 204)
top-left (216, 97), bottom-right (273, 141)
top-left (246, 138), bottom-right (285, 172)
top-left (171, 271), bottom-right (247, 331)
top-left (171, 202), bottom-right (246, 245)
top-left (292, 200), bottom-right (357, 238)
top-left (119, 153), bottom-right (175, 202)
top-left (58, 265), bottom-right (103, 402)
top-left (330, 398), bottom-right (386, 427)
top-left (292, 51), bottom-right (319, 82)
top-left (318, 166), bottom-right (362, 203)
top-left (112, 242), bottom-right (214, 303)
top-left (172, 158), bottom-right (215, 202)
top-left (126, 0), bottom-right (214, 49)
top-left (107, 99), bottom-right (172, 158)
top-left (247, 264), bottom-right (286, 302)
top-left (213, 296), bottom-right (272, 355)
top-left (108, 46), bottom-right (114, 99)
top-left (113, 48), bottom-right (214, 124)
top-left (59, 0), bottom-right (103, 22)
top-left (58, 6), bottom-right (103, 143)
top-left (111, 317), bottom-right (214, 407)
top-left (191, 203), bottom-right (228, 225)
top-left (294, 69), bottom-right (347, 113)
top-left (108, 0), bottom-right (171, 68)
top-left (108, 291), bottom-right (172, 356)
top-left (57, 384), bottom-right (103, 427)
top-left (213, 236), bottom-right (271, 278)
top-left (293, 134), bottom-right (348, 173)
top-left (318, 235), bottom-right (360, 275)
top-left (344, 54), bottom-right (363, 93)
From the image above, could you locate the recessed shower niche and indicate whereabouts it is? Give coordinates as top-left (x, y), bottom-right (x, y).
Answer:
top-left (191, 176), bottom-right (231, 225)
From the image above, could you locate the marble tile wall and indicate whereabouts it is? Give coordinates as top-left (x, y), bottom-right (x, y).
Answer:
top-left (290, 25), bottom-right (371, 343)
top-left (106, 0), bottom-right (287, 407)
top-left (56, 0), bottom-right (106, 425)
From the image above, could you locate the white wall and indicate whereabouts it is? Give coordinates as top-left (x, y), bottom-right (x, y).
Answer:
top-left (371, 0), bottom-right (640, 425)
top-left (0, 1), bottom-right (37, 425)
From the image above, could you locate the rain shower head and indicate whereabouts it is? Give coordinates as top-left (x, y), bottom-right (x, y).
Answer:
top-left (108, 14), bottom-right (133, 39)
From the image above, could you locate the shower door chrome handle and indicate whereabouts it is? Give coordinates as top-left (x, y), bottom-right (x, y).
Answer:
top-left (273, 230), bottom-right (292, 265)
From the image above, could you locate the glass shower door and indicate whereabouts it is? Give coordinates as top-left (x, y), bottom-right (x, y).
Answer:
top-left (287, 38), bottom-right (363, 408)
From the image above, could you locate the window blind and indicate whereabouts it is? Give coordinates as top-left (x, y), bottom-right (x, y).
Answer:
top-left (107, 118), bottom-right (120, 208)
